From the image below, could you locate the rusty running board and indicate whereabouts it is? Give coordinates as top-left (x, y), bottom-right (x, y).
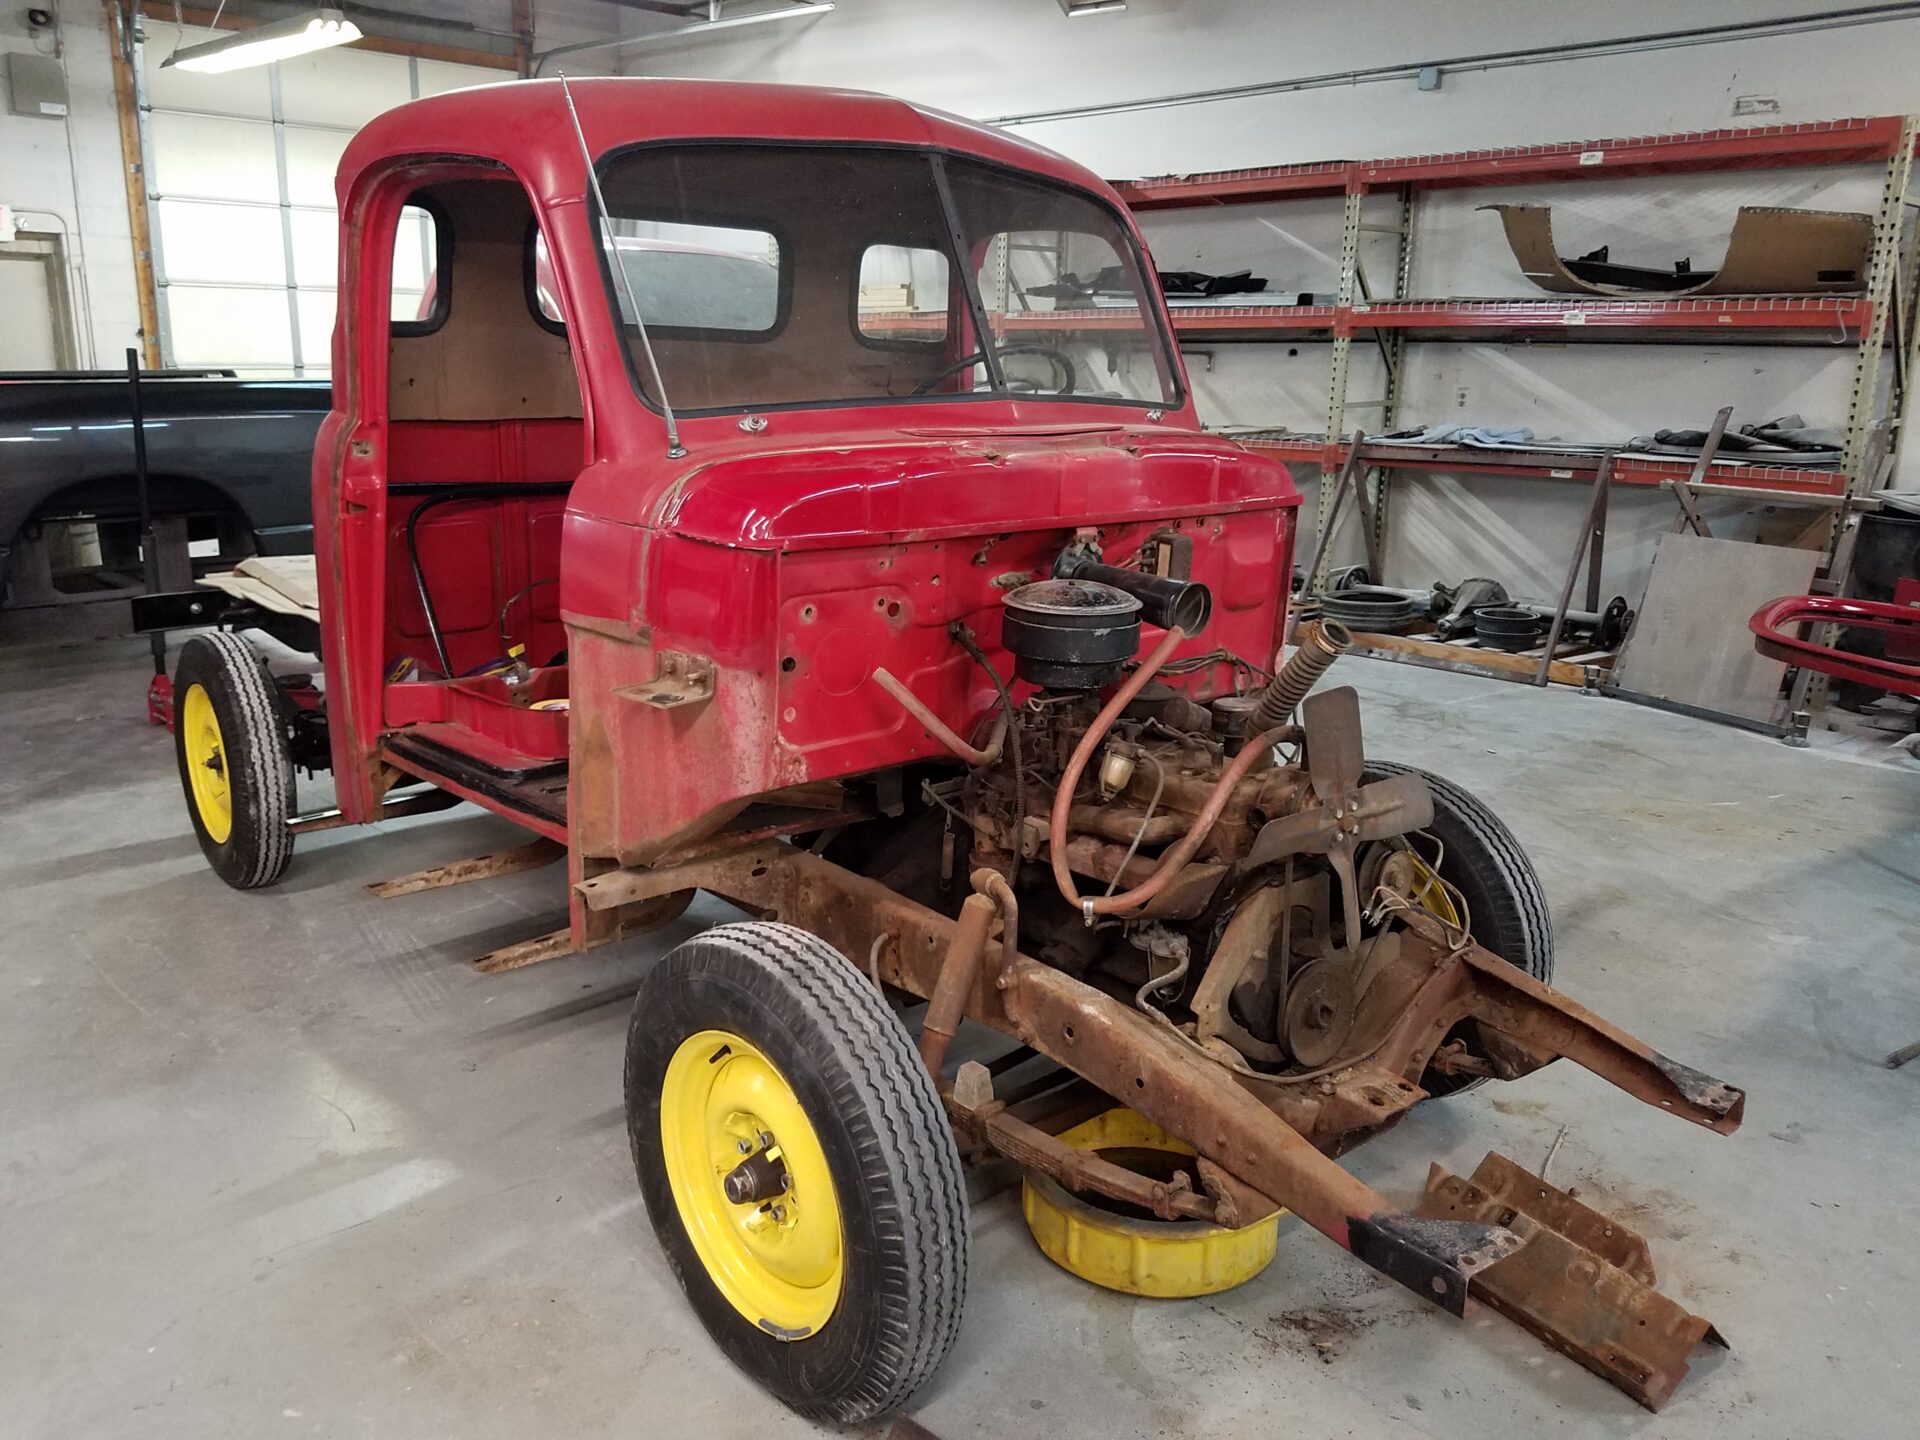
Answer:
top-left (1417, 1153), bottom-right (1728, 1410)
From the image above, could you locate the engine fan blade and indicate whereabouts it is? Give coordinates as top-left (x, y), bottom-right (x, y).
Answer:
top-left (1351, 771), bottom-right (1435, 841)
top-left (1245, 774), bottom-right (1432, 868)
top-left (1303, 685), bottom-right (1365, 807)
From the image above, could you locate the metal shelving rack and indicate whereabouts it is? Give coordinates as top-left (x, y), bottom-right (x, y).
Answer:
top-left (1111, 115), bottom-right (1920, 643)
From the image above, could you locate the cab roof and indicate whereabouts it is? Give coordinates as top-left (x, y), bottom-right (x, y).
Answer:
top-left (338, 76), bottom-right (1115, 208)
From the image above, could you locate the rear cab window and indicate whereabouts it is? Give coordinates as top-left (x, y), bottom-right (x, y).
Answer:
top-left (857, 244), bottom-right (951, 343)
top-left (535, 223), bottom-right (781, 335)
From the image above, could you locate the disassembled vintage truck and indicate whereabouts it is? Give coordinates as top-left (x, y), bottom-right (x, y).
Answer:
top-left (159, 77), bottom-right (1744, 1424)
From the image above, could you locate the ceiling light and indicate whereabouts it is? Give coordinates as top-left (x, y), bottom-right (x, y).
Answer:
top-left (1058, 0), bottom-right (1126, 14)
top-left (162, 9), bottom-right (363, 73)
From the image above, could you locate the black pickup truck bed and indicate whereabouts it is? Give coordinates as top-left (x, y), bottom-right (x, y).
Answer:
top-left (0, 370), bottom-right (327, 611)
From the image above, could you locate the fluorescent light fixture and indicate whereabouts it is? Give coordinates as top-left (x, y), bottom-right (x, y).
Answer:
top-left (1058, 0), bottom-right (1126, 14)
top-left (162, 9), bottom-right (363, 73)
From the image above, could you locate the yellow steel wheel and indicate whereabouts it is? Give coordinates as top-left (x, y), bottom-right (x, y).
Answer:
top-left (1408, 852), bottom-right (1463, 928)
top-left (629, 924), bottom-right (968, 1423)
top-left (1021, 1108), bottom-right (1281, 1299)
top-left (1364, 760), bottom-right (1555, 1099)
top-left (180, 682), bottom-right (233, 844)
top-left (660, 1028), bottom-right (843, 1338)
top-left (171, 632), bottom-right (295, 889)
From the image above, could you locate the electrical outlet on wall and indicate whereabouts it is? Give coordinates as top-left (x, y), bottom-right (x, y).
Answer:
top-left (1455, 386), bottom-right (1470, 409)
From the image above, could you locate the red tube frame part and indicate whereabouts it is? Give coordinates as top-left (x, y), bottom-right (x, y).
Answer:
top-left (1749, 594), bottom-right (1920, 698)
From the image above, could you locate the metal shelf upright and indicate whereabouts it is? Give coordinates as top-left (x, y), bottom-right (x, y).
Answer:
top-left (1115, 114), bottom-right (1920, 697)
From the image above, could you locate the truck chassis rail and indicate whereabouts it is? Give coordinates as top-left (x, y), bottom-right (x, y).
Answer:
top-left (578, 840), bottom-right (1741, 1409)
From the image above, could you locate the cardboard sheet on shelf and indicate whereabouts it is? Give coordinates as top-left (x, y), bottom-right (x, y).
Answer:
top-left (1483, 204), bottom-right (1872, 297)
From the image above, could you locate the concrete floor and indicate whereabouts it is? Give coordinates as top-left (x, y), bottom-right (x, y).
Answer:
top-left (4, 633), bottom-right (1918, 1440)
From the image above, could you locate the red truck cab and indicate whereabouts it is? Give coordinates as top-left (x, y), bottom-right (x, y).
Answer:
top-left (317, 78), bottom-right (1294, 925)
top-left (168, 78), bottom-right (1744, 1427)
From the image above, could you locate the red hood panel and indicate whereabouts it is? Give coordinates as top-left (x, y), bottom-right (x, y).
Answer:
top-left (652, 430), bottom-right (1298, 549)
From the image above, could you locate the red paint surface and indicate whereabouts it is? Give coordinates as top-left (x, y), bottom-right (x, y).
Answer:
top-left (313, 79), bottom-right (1299, 858)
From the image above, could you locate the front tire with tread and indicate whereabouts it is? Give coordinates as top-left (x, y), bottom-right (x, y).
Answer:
top-left (625, 921), bottom-right (968, 1424)
top-left (1366, 761), bottom-right (1553, 1095)
top-left (173, 631), bottom-right (295, 890)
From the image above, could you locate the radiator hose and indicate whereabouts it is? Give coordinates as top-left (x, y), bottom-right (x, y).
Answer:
top-left (1252, 619), bottom-right (1352, 731)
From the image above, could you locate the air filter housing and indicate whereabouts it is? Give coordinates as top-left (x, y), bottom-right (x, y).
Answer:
top-left (1001, 578), bottom-right (1142, 690)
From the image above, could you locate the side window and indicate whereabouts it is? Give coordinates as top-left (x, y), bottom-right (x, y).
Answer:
top-left (530, 228), bottom-right (563, 326)
top-left (390, 202), bottom-right (445, 332)
top-left (857, 243), bottom-right (950, 343)
top-left (604, 219), bottom-right (782, 336)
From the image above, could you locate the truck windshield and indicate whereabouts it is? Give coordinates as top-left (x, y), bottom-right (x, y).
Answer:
top-left (592, 144), bottom-right (1180, 416)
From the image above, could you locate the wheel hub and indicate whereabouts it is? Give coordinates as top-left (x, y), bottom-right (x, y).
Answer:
top-left (659, 1030), bottom-right (844, 1338)
top-left (722, 1143), bottom-right (791, 1205)
top-left (180, 682), bottom-right (233, 844)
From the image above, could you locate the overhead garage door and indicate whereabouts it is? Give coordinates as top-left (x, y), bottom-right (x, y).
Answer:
top-left (139, 17), bottom-right (503, 378)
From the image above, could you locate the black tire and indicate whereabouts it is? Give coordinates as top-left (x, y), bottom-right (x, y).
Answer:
top-left (173, 631), bottom-right (295, 890)
top-left (1364, 761), bottom-right (1553, 1096)
top-left (625, 922), bottom-right (968, 1424)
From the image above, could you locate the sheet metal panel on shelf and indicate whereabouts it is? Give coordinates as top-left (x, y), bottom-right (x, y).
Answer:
top-left (1358, 115), bottom-right (1905, 189)
top-left (1114, 160), bottom-right (1354, 209)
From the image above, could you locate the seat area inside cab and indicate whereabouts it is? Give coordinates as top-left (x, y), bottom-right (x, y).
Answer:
top-left (377, 175), bottom-right (579, 823)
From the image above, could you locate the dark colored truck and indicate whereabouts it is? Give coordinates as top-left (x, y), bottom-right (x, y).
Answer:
top-left (0, 370), bottom-right (325, 611)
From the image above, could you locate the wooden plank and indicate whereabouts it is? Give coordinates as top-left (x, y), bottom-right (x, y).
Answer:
top-left (235, 554), bottom-right (321, 611)
top-left (104, 1), bottom-right (161, 369)
top-left (1609, 534), bottom-right (1820, 724)
top-left (1348, 630), bottom-right (1590, 687)
top-left (198, 570), bottom-right (317, 618)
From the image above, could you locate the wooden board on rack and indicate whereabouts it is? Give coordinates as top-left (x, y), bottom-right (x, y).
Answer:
top-left (1345, 628), bottom-right (1596, 687)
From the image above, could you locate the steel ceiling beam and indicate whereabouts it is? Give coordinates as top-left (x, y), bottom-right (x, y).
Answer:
top-left (599, 1), bottom-right (707, 15)
top-left (533, 2), bottom-right (833, 72)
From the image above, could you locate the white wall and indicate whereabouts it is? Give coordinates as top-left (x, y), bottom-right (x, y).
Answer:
top-left (613, 0), bottom-right (1920, 175)
top-left (0, 3), bottom-right (142, 369)
top-left (618, 0), bottom-right (1920, 601)
top-left (5, 1), bottom-right (1913, 598)
top-left (0, 1), bottom-right (628, 376)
